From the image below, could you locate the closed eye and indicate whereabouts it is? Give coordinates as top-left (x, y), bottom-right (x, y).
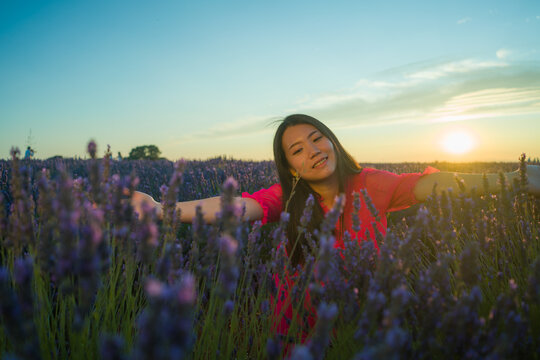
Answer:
top-left (314, 136), bottom-right (323, 142)
top-left (292, 148), bottom-right (303, 155)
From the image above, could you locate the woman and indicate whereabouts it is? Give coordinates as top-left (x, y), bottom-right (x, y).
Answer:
top-left (131, 113), bottom-right (540, 337)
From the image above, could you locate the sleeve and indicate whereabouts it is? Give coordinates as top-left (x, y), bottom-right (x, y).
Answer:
top-left (365, 166), bottom-right (440, 213)
top-left (241, 183), bottom-right (283, 224)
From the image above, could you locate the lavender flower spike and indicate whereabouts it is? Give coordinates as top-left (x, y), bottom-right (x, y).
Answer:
top-left (87, 140), bottom-right (97, 159)
top-left (308, 302), bottom-right (338, 360)
top-left (289, 345), bottom-right (313, 360)
top-left (352, 191), bottom-right (362, 234)
top-left (300, 193), bottom-right (315, 229)
top-left (360, 189), bottom-right (380, 222)
top-left (218, 234), bottom-right (240, 298)
top-left (320, 194), bottom-right (345, 235)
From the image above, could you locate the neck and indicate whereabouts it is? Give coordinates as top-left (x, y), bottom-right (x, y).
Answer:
top-left (308, 172), bottom-right (340, 209)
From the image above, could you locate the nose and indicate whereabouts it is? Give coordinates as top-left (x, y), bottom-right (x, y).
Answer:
top-left (308, 141), bottom-right (321, 159)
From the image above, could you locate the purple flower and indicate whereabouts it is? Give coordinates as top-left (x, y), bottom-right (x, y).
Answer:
top-left (0, 193), bottom-right (6, 240)
top-left (223, 176), bottom-right (238, 192)
top-left (300, 194), bottom-right (315, 229)
top-left (223, 299), bottom-right (234, 316)
top-left (260, 299), bottom-right (270, 315)
top-left (266, 337), bottom-right (282, 360)
top-left (384, 326), bottom-right (410, 351)
top-left (459, 242), bottom-right (480, 287)
top-left (220, 234), bottom-right (239, 256)
top-left (352, 191), bottom-right (362, 234)
top-left (134, 200), bottom-right (159, 265)
top-left (360, 189), bottom-right (380, 222)
top-left (177, 273), bottom-right (197, 305)
top-left (5, 150), bottom-right (36, 254)
top-left (320, 194), bottom-right (345, 235)
top-left (218, 234), bottom-right (239, 298)
top-left (99, 334), bottom-right (127, 360)
top-left (307, 302), bottom-right (338, 360)
top-left (528, 257), bottom-right (540, 303)
top-left (289, 345), bottom-right (313, 360)
top-left (135, 274), bottom-right (196, 359)
top-left (145, 278), bottom-right (165, 297)
top-left (271, 211), bottom-right (290, 249)
top-left (1, 259), bottom-right (40, 358)
top-left (314, 234), bottom-right (335, 284)
top-left (87, 140), bottom-right (97, 159)
top-left (220, 177), bottom-right (242, 236)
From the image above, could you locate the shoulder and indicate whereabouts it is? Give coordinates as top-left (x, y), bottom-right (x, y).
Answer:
top-left (267, 183), bottom-right (282, 195)
top-left (349, 167), bottom-right (395, 190)
top-left (241, 183), bottom-right (283, 224)
top-left (242, 182), bottom-right (282, 199)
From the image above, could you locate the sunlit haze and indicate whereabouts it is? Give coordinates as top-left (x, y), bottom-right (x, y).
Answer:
top-left (1, 1), bottom-right (539, 162)
top-left (441, 131), bottom-right (476, 155)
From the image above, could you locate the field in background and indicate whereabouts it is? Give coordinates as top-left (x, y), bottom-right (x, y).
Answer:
top-left (1, 150), bottom-right (539, 359)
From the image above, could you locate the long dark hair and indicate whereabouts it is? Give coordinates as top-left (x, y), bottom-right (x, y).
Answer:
top-left (273, 114), bottom-right (362, 266)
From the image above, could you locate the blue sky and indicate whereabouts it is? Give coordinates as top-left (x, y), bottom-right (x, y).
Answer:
top-left (1, 0), bottom-right (539, 162)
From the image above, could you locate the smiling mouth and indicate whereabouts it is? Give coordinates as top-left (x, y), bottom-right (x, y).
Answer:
top-left (312, 157), bottom-right (328, 168)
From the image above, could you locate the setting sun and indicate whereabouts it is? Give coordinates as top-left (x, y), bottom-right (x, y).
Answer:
top-left (441, 131), bottom-right (476, 155)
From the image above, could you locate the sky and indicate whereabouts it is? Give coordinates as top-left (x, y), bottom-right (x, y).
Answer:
top-left (1, 0), bottom-right (539, 162)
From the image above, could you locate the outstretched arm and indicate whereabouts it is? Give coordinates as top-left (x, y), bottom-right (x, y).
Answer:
top-left (130, 191), bottom-right (264, 223)
top-left (413, 165), bottom-right (540, 202)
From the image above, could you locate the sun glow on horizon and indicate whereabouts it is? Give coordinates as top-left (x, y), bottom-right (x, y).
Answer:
top-left (440, 130), bottom-right (476, 155)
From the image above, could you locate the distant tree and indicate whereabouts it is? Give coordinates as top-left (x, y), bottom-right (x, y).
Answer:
top-left (128, 145), bottom-right (161, 160)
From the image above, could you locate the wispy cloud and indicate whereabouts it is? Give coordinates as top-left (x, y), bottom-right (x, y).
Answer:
top-left (425, 88), bottom-right (540, 123)
top-left (294, 92), bottom-right (370, 110)
top-left (292, 58), bottom-right (509, 112)
top-left (170, 57), bottom-right (540, 143)
top-left (405, 59), bottom-right (507, 80)
top-left (286, 57), bottom-right (540, 130)
top-left (169, 114), bottom-right (278, 144)
top-left (457, 17), bottom-right (472, 24)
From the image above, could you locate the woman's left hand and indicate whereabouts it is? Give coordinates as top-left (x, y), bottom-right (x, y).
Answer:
top-left (526, 165), bottom-right (540, 196)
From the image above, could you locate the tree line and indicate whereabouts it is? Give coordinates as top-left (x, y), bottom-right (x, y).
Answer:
top-left (127, 145), bottom-right (162, 160)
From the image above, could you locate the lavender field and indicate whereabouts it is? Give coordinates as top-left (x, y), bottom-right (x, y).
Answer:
top-left (1, 144), bottom-right (539, 359)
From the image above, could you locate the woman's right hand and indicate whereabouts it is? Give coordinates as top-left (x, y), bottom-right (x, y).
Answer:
top-left (131, 191), bottom-right (162, 219)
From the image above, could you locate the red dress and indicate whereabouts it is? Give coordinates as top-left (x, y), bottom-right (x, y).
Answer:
top-left (241, 167), bottom-right (439, 337)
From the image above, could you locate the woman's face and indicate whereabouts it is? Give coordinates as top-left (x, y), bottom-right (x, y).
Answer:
top-left (281, 123), bottom-right (337, 183)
